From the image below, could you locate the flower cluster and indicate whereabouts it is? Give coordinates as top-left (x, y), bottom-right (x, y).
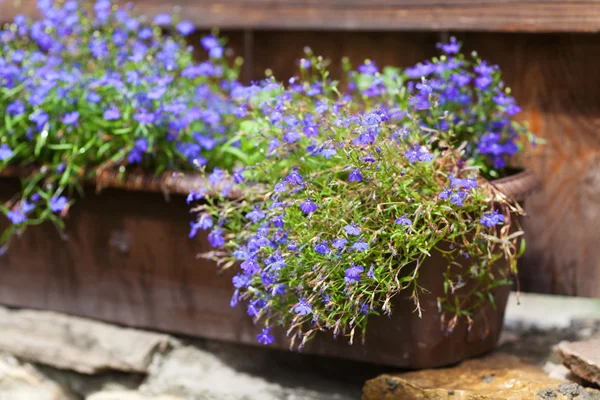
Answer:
top-left (192, 51), bottom-right (524, 349)
top-left (345, 38), bottom-right (537, 179)
top-left (0, 0), bottom-right (241, 249)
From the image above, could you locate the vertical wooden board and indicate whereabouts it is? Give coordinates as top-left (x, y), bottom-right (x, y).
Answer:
top-left (457, 33), bottom-right (600, 296)
top-left (250, 31), bottom-right (439, 81)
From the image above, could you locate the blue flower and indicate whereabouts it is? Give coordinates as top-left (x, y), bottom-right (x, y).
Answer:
top-left (404, 146), bottom-right (434, 163)
top-left (344, 224), bottom-right (361, 236)
top-left (49, 196), bottom-right (68, 212)
top-left (294, 298), bottom-right (312, 316)
top-left (138, 27), bottom-right (153, 40)
top-left (345, 264), bottom-right (364, 284)
top-left (186, 190), bottom-right (205, 204)
top-left (233, 168), bottom-right (245, 184)
top-left (438, 188), bottom-right (452, 200)
top-left (30, 110), bottom-right (49, 131)
top-left (367, 265), bottom-right (375, 279)
top-left (274, 182), bottom-right (287, 193)
top-left (416, 81), bottom-right (433, 95)
top-left (6, 210), bottom-right (26, 225)
top-left (257, 326), bottom-right (274, 345)
top-left (438, 37), bottom-right (460, 54)
top-left (103, 106), bottom-right (121, 121)
top-left (299, 200), bottom-right (317, 215)
top-left (208, 228), bottom-right (225, 248)
top-left (246, 207), bottom-right (266, 223)
top-left (241, 259), bottom-right (260, 275)
top-left (480, 210), bottom-right (505, 228)
top-left (351, 240), bottom-right (369, 252)
top-left (450, 191), bottom-right (468, 207)
top-left (247, 299), bottom-right (265, 317)
top-left (153, 13), bottom-right (172, 26)
top-left (395, 214), bottom-right (412, 226)
top-left (62, 111), bottom-right (79, 126)
top-left (358, 61), bottom-right (378, 75)
top-left (133, 111), bottom-right (156, 125)
top-left (349, 168), bottom-right (363, 182)
top-left (332, 238), bottom-right (348, 250)
top-left (450, 175), bottom-right (478, 190)
top-left (232, 273), bottom-right (251, 289)
top-left (230, 289), bottom-right (239, 308)
top-left (7, 100), bottom-right (25, 116)
top-left (361, 112), bottom-right (382, 128)
top-left (0, 144), bottom-right (14, 161)
top-left (207, 168), bottom-right (226, 186)
top-left (314, 242), bottom-right (330, 255)
top-left (285, 170), bottom-right (303, 186)
top-left (201, 35), bottom-right (220, 50)
top-left (20, 200), bottom-right (35, 214)
top-left (320, 147), bottom-right (336, 159)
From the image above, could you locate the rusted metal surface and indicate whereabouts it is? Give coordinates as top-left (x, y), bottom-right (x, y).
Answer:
top-left (0, 171), bottom-right (528, 367)
top-left (2, 0), bottom-right (600, 32)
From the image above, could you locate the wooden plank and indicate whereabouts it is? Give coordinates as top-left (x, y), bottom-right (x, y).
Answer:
top-left (456, 33), bottom-right (600, 297)
top-left (1, 0), bottom-right (600, 32)
top-left (0, 178), bottom-right (509, 368)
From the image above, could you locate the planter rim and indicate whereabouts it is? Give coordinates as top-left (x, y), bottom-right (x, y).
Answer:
top-left (0, 166), bottom-right (539, 201)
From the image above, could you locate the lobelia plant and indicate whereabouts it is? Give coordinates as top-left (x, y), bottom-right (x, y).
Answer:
top-left (0, 0), bottom-right (242, 252)
top-left (190, 41), bottom-right (530, 348)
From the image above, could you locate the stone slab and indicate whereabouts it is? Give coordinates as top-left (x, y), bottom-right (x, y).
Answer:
top-left (363, 353), bottom-right (600, 400)
top-left (557, 337), bottom-right (600, 385)
top-left (0, 306), bottom-right (172, 374)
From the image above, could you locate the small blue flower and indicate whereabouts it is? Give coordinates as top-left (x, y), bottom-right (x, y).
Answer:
top-left (299, 200), bottom-right (317, 215)
top-left (103, 106), bottom-right (120, 121)
top-left (348, 168), bottom-right (363, 182)
top-left (153, 13), bottom-right (172, 26)
top-left (232, 273), bottom-right (251, 289)
top-left (62, 111), bottom-right (79, 125)
top-left (344, 224), bottom-right (361, 236)
top-left (246, 207), bottom-right (266, 223)
top-left (49, 196), bottom-right (68, 213)
top-left (351, 240), bottom-right (369, 252)
top-left (358, 60), bottom-right (378, 75)
top-left (438, 37), bottom-right (460, 54)
top-left (395, 214), bottom-right (412, 226)
top-left (294, 298), bottom-right (312, 316)
top-left (332, 238), bottom-right (348, 250)
top-left (257, 326), bottom-right (274, 345)
top-left (0, 144), bottom-right (14, 161)
top-left (208, 228), bottom-right (225, 248)
top-left (438, 188), bottom-right (452, 200)
top-left (314, 242), bottom-right (330, 255)
top-left (7, 100), bottom-right (25, 116)
top-left (480, 210), bottom-right (505, 228)
top-left (241, 259), bottom-right (260, 275)
top-left (345, 264), bottom-right (364, 284)
top-left (233, 168), bottom-right (245, 184)
top-left (367, 265), bottom-right (375, 279)
top-left (6, 210), bottom-right (26, 225)
top-left (20, 200), bottom-right (35, 214)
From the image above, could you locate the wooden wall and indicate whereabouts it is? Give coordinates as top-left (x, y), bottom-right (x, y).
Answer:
top-left (1, 1), bottom-right (600, 296)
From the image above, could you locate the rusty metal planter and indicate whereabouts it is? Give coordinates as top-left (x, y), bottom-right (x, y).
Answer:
top-left (0, 170), bottom-right (538, 368)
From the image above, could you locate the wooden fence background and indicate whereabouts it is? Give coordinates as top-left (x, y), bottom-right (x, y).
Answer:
top-left (1, 1), bottom-right (600, 296)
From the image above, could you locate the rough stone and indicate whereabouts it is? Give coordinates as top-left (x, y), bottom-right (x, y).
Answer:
top-left (0, 306), bottom-right (172, 374)
top-left (87, 390), bottom-right (184, 400)
top-left (557, 337), bottom-right (600, 385)
top-left (0, 354), bottom-right (78, 400)
top-left (362, 353), bottom-right (600, 400)
top-left (141, 345), bottom-right (351, 400)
